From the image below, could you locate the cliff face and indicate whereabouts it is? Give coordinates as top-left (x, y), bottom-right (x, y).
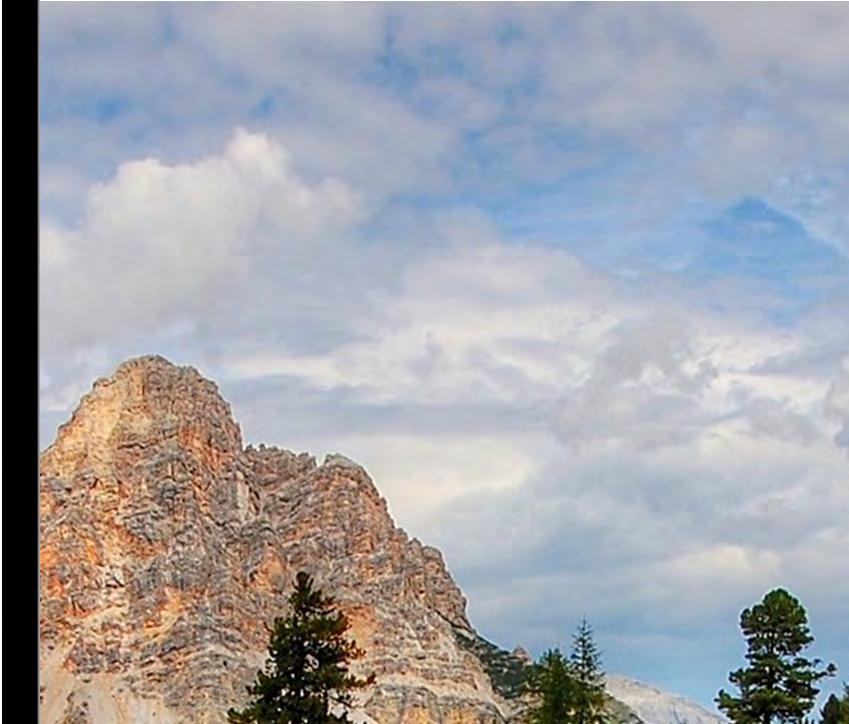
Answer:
top-left (39, 356), bottom-right (509, 723)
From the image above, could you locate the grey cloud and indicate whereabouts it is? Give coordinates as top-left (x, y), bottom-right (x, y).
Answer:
top-left (824, 359), bottom-right (849, 452)
top-left (739, 397), bottom-right (822, 446)
top-left (554, 313), bottom-right (720, 450)
top-left (214, 374), bottom-right (547, 447)
top-left (836, 422), bottom-right (849, 451)
top-left (418, 429), bottom-right (847, 708)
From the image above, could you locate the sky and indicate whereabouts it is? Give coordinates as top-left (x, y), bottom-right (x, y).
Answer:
top-left (39, 2), bottom-right (849, 712)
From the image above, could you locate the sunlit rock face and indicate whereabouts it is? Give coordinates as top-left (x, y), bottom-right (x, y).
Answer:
top-left (39, 356), bottom-right (511, 723)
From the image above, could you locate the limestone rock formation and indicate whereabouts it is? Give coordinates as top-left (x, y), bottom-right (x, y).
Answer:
top-left (604, 677), bottom-right (727, 724)
top-left (39, 356), bottom-right (514, 723)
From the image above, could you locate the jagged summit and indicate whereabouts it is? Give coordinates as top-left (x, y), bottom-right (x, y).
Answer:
top-left (71, 354), bottom-right (227, 411)
top-left (43, 355), bottom-right (242, 480)
top-left (111, 353), bottom-right (183, 372)
top-left (87, 354), bottom-right (217, 397)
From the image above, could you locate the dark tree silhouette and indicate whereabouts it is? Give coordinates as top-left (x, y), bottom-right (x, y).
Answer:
top-left (526, 620), bottom-right (608, 724)
top-left (716, 588), bottom-right (836, 724)
top-left (820, 686), bottom-right (849, 724)
top-left (228, 572), bottom-right (374, 724)
top-left (527, 648), bottom-right (577, 724)
top-left (570, 618), bottom-right (606, 724)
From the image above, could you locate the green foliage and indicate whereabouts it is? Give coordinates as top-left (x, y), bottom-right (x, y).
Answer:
top-left (227, 571), bottom-right (374, 724)
top-left (716, 588), bottom-right (836, 724)
top-left (527, 619), bottom-right (607, 724)
top-left (570, 618), bottom-right (606, 724)
top-left (820, 685), bottom-right (849, 724)
top-left (527, 648), bottom-right (577, 724)
top-left (452, 628), bottom-right (531, 700)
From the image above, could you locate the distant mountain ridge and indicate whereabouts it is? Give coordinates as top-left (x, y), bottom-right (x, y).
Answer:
top-left (605, 676), bottom-right (727, 724)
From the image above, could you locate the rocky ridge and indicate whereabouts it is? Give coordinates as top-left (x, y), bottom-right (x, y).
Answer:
top-left (39, 356), bottom-right (506, 723)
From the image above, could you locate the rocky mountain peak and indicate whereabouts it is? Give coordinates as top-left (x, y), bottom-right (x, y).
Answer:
top-left (39, 356), bottom-right (503, 723)
top-left (41, 355), bottom-right (242, 482)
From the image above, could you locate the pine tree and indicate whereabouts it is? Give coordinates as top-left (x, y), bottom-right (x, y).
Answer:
top-left (527, 648), bottom-right (577, 724)
top-left (716, 588), bottom-right (836, 724)
top-left (228, 571), bottom-right (375, 724)
top-left (570, 618), bottom-right (606, 724)
top-left (820, 686), bottom-right (849, 724)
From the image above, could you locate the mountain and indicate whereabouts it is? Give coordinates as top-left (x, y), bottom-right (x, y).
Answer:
top-left (39, 356), bottom-right (512, 723)
top-left (605, 676), bottom-right (727, 724)
top-left (39, 355), bottom-right (719, 724)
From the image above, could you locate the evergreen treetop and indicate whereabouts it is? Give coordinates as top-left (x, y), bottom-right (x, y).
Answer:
top-left (820, 686), bottom-right (849, 724)
top-left (227, 571), bottom-right (374, 724)
top-left (570, 618), bottom-right (606, 724)
top-left (716, 588), bottom-right (836, 724)
top-left (527, 648), bottom-right (576, 724)
top-left (526, 619), bottom-right (607, 724)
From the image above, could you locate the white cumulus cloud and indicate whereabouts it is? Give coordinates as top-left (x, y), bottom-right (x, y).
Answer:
top-left (40, 129), bottom-right (364, 352)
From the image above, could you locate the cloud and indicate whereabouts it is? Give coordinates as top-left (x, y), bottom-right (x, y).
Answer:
top-left (268, 242), bottom-right (846, 706)
top-left (38, 5), bottom-right (849, 709)
top-left (199, 241), bottom-right (848, 637)
top-left (219, 242), bottom-right (619, 406)
top-left (653, 544), bottom-right (783, 589)
top-left (39, 3), bottom-right (460, 208)
top-left (40, 3), bottom-right (849, 272)
top-left (824, 357), bottom-right (849, 452)
top-left (211, 236), bottom-right (846, 465)
top-left (554, 313), bottom-right (720, 450)
top-left (40, 129), bottom-right (364, 352)
top-left (421, 405), bottom-right (847, 703)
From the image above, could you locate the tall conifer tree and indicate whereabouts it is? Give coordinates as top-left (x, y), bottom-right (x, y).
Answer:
top-left (570, 618), bottom-right (606, 724)
top-left (228, 571), bottom-right (374, 724)
top-left (526, 620), bottom-right (608, 724)
top-left (716, 588), bottom-right (835, 724)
